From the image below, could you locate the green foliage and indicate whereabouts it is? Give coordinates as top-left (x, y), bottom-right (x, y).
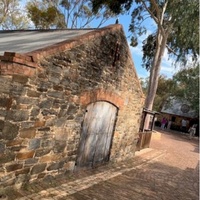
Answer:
top-left (131, 0), bottom-right (199, 69)
top-left (2, 14), bottom-right (30, 30)
top-left (141, 75), bottom-right (175, 112)
top-left (143, 67), bottom-right (199, 115)
top-left (26, 0), bottom-right (116, 29)
top-left (167, 0), bottom-right (199, 63)
top-left (92, 0), bottom-right (199, 67)
top-left (92, 0), bottom-right (133, 15)
top-left (26, 1), bottom-right (65, 29)
top-left (142, 34), bottom-right (156, 71)
top-left (0, 0), bottom-right (30, 29)
top-left (92, 0), bottom-right (199, 113)
top-left (153, 76), bottom-right (175, 111)
top-left (149, 65), bottom-right (199, 114)
top-left (172, 65), bottom-right (199, 114)
top-left (139, 66), bottom-right (199, 114)
top-left (61, 0), bottom-right (116, 28)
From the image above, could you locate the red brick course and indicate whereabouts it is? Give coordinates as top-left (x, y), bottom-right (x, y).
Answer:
top-left (0, 52), bottom-right (37, 76)
top-left (0, 25), bottom-right (122, 78)
top-left (28, 24), bottom-right (122, 61)
top-left (80, 88), bottom-right (124, 109)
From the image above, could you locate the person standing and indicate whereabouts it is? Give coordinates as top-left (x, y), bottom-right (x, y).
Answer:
top-left (189, 124), bottom-right (197, 139)
top-left (161, 117), bottom-right (167, 130)
top-left (167, 120), bottom-right (172, 130)
top-left (164, 119), bottom-right (168, 129)
top-left (181, 118), bottom-right (187, 132)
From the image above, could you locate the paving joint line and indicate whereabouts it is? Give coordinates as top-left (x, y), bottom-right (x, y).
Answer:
top-left (16, 149), bottom-right (166, 200)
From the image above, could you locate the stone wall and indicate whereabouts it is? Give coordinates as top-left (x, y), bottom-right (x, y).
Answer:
top-left (0, 24), bottom-right (144, 188)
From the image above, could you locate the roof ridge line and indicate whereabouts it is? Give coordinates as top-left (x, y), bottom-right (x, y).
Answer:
top-left (27, 24), bottom-right (122, 62)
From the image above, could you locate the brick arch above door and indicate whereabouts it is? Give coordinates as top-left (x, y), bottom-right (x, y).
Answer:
top-left (80, 88), bottom-right (124, 110)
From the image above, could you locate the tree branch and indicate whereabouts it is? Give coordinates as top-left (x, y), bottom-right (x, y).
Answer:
top-left (166, 44), bottom-right (178, 56)
top-left (151, 0), bottom-right (167, 37)
top-left (161, 0), bottom-right (168, 23)
top-left (141, 0), bottom-right (159, 24)
top-left (150, 0), bottom-right (161, 19)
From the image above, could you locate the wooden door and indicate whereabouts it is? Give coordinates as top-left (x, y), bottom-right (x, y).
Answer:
top-left (76, 101), bottom-right (117, 168)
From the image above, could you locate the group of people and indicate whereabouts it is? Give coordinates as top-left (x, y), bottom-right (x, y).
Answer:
top-left (160, 117), bottom-right (198, 139)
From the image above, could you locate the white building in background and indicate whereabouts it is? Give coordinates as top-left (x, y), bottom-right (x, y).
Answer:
top-left (161, 98), bottom-right (197, 119)
top-left (158, 98), bottom-right (198, 132)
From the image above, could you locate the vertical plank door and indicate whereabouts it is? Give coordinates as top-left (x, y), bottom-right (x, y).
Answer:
top-left (76, 101), bottom-right (117, 168)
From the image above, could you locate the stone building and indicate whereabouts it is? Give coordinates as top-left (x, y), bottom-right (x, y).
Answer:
top-left (0, 24), bottom-right (144, 188)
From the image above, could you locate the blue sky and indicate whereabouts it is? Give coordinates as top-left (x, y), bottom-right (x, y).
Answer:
top-left (100, 13), bottom-right (178, 79)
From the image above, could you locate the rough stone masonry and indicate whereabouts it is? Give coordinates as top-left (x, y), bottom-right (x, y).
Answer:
top-left (0, 24), bottom-right (144, 189)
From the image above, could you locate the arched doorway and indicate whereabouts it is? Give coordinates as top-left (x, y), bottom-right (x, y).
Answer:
top-left (76, 101), bottom-right (118, 168)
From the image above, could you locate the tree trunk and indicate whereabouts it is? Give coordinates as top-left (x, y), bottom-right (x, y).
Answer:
top-left (144, 29), bottom-right (167, 129)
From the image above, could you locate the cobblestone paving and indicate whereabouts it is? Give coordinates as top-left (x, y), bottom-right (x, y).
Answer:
top-left (3, 129), bottom-right (199, 200)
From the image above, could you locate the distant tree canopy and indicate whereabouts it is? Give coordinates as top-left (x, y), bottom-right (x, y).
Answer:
top-left (0, 0), bottom-right (30, 29)
top-left (26, 1), bottom-right (65, 29)
top-left (0, 0), bottom-right (116, 30)
top-left (140, 75), bottom-right (175, 112)
top-left (153, 75), bottom-right (175, 112)
top-left (26, 0), bottom-right (116, 29)
top-left (172, 65), bottom-right (199, 115)
top-left (92, 0), bottom-right (133, 15)
top-left (141, 65), bottom-right (199, 115)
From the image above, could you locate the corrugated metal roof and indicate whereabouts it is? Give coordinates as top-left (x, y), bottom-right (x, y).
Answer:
top-left (0, 29), bottom-right (94, 55)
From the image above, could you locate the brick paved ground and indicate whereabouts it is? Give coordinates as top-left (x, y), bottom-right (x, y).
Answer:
top-left (2, 129), bottom-right (199, 200)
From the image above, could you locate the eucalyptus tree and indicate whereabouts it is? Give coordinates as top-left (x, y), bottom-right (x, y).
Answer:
top-left (26, 0), bottom-right (116, 29)
top-left (172, 65), bottom-right (199, 115)
top-left (59, 0), bottom-right (116, 28)
top-left (26, 0), bottom-right (65, 29)
top-left (0, 0), bottom-right (29, 29)
top-left (92, 0), bottom-right (199, 113)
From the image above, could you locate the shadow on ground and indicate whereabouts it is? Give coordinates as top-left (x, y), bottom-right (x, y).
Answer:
top-left (65, 161), bottom-right (199, 200)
